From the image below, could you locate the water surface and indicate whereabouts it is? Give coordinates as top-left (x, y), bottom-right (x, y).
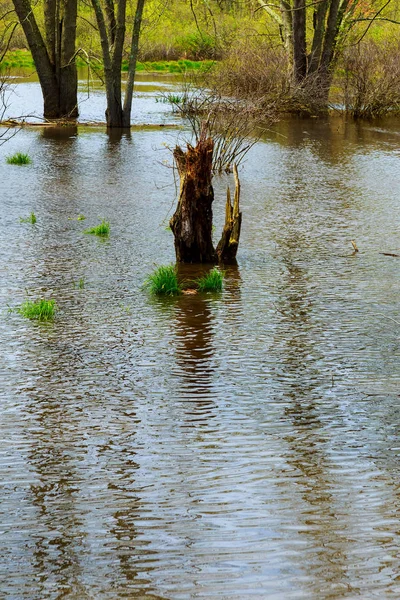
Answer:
top-left (1, 98), bottom-right (400, 599)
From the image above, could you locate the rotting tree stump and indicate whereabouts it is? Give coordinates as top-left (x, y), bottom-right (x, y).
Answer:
top-left (170, 133), bottom-right (216, 263)
top-left (216, 164), bottom-right (242, 264)
top-left (170, 133), bottom-right (242, 264)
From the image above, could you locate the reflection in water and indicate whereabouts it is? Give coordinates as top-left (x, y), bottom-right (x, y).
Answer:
top-left (172, 264), bottom-right (243, 421)
top-left (106, 128), bottom-right (132, 146)
top-left (274, 248), bottom-right (355, 597)
top-left (172, 265), bottom-right (216, 424)
top-left (25, 390), bottom-right (87, 600)
top-left (41, 125), bottom-right (78, 142)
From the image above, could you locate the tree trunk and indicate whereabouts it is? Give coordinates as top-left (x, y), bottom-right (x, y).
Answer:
top-left (13, 0), bottom-right (78, 119)
top-left (170, 134), bottom-right (216, 263)
top-left (60, 0), bottom-right (78, 117)
top-left (170, 133), bottom-right (242, 264)
top-left (216, 164), bottom-right (242, 264)
top-left (292, 0), bottom-right (307, 82)
top-left (122, 0), bottom-right (145, 127)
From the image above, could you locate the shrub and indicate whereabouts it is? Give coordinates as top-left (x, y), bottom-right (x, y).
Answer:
top-left (7, 152), bottom-right (32, 165)
top-left (337, 40), bottom-right (400, 118)
top-left (196, 267), bottom-right (224, 292)
top-left (210, 39), bottom-right (291, 109)
top-left (84, 219), bottom-right (110, 236)
top-left (145, 265), bottom-right (182, 296)
top-left (16, 298), bottom-right (57, 321)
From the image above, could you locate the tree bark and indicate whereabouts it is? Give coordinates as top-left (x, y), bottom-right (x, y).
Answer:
top-left (13, 0), bottom-right (78, 118)
top-left (171, 133), bottom-right (242, 264)
top-left (60, 0), bottom-right (78, 117)
top-left (91, 0), bottom-right (144, 128)
top-left (170, 134), bottom-right (216, 263)
top-left (122, 0), bottom-right (145, 127)
top-left (216, 164), bottom-right (242, 264)
top-left (292, 0), bottom-right (307, 82)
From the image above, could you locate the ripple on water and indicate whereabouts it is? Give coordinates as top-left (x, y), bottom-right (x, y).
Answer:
top-left (1, 117), bottom-right (400, 599)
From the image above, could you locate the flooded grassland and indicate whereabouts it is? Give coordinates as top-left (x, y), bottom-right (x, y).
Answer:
top-left (1, 75), bottom-right (400, 599)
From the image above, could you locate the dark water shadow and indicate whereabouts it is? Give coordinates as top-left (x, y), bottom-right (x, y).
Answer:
top-left (106, 128), bottom-right (132, 146)
top-left (40, 125), bottom-right (78, 141)
top-left (170, 264), bottom-right (218, 423)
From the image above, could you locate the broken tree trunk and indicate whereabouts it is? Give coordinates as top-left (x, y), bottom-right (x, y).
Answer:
top-left (216, 164), bottom-right (242, 263)
top-left (170, 133), bottom-right (216, 263)
top-left (170, 132), bottom-right (242, 264)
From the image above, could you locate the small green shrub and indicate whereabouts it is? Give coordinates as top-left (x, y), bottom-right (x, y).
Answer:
top-left (16, 298), bottom-right (57, 321)
top-left (196, 267), bottom-right (224, 292)
top-left (7, 152), bottom-right (32, 165)
top-left (145, 265), bottom-right (182, 296)
top-left (19, 212), bottom-right (37, 224)
top-left (84, 219), bottom-right (110, 236)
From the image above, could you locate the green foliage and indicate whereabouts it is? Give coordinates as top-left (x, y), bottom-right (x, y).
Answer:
top-left (196, 267), bottom-right (224, 292)
top-left (16, 298), bottom-right (57, 321)
top-left (176, 33), bottom-right (218, 60)
top-left (124, 59), bottom-right (214, 73)
top-left (19, 212), bottom-right (37, 224)
top-left (145, 265), bottom-right (182, 296)
top-left (7, 152), bottom-right (32, 165)
top-left (0, 49), bottom-right (35, 71)
top-left (84, 219), bottom-right (110, 236)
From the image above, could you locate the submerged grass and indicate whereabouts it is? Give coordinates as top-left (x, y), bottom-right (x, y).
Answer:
top-left (84, 219), bottom-right (110, 236)
top-left (196, 267), bottom-right (224, 292)
top-left (145, 265), bottom-right (182, 296)
top-left (7, 152), bottom-right (32, 165)
top-left (19, 212), bottom-right (37, 224)
top-left (74, 277), bottom-right (85, 289)
top-left (16, 298), bottom-right (57, 321)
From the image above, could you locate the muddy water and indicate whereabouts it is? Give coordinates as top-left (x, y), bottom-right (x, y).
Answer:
top-left (1, 88), bottom-right (400, 599)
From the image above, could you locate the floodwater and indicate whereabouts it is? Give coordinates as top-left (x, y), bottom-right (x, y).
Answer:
top-left (5, 68), bottom-right (182, 124)
top-left (1, 74), bottom-right (400, 599)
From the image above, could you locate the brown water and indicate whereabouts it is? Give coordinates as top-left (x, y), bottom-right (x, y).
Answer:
top-left (1, 95), bottom-right (400, 598)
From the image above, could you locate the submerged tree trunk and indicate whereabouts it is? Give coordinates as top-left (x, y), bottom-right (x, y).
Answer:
top-left (13, 0), bottom-right (78, 119)
top-left (170, 134), bottom-right (216, 263)
top-left (91, 0), bottom-right (145, 128)
top-left (216, 164), bottom-right (242, 263)
top-left (170, 133), bottom-right (242, 264)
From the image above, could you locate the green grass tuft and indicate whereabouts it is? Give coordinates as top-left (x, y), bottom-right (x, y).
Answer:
top-left (84, 219), bottom-right (110, 236)
top-left (16, 298), bottom-right (57, 321)
top-left (196, 267), bottom-right (224, 292)
top-left (19, 212), bottom-right (37, 224)
top-left (145, 265), bottom-right (182, 296)
top-left (73, 277), bottom-right (85, 289)
top-left (7, 152), bottom-right (32, 165)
